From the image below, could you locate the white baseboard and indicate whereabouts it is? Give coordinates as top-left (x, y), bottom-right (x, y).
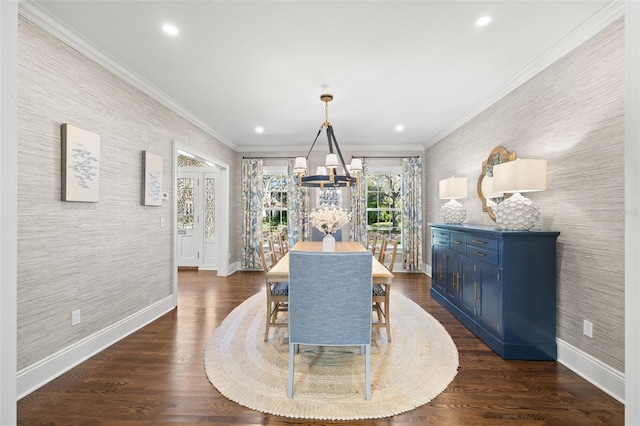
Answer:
top-left (222, 261), bottom-right (240, 276)
top-left (557, 338), bottom-right (625, 403)
top-left (425, 264), bottom-right (432, 277)
top-left (17, 295), bottom-right (175, 400)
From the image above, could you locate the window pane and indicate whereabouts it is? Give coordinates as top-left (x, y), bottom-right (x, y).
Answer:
top-left (366, 173), bottom-right (402, 245)
top-left (205, 177), bottom-right (215, 238)
top-left (263, 173), bottom-right (289, 233)
top-left (177, 178), bottom-right (194, 230)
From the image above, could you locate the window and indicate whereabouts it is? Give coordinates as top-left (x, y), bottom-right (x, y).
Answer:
top-left (366, 173), bottom-right (402, 243)
top-left (262, 173), bottom-right (288, 234)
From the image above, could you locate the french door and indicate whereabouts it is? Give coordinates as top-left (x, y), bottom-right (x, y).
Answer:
top-left (177, 169), bottom-right (219, 269)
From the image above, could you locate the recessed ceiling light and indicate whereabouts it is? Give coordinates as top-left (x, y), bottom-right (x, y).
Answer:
top-left (162, 23), bottom-right (179, 37)
top-left (395, 125), bottom-right (404, 132)
top-left (255, 126), bottom-right (264, 134)
top-left (476, 16), bottom-right (492, 27)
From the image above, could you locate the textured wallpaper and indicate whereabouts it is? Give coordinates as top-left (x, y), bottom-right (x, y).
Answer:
top-left (16, 17), bottom-right (240, 369)
top-left (424, 19), bottom-right (625, 371)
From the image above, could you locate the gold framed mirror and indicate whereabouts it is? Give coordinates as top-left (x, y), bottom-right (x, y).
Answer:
top-left (477, 146), bottom-right (516, 221)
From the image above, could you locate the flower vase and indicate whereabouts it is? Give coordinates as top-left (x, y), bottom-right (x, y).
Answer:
top-left (322, 233), bottom-right (335, 252)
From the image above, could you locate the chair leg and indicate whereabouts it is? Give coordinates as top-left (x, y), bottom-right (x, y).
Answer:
top-left (264, 300), bottom-right (272, 342)
top-left (288, 344), bottom-right (296, 398)
top-left (385, 298), bottom-right (392, 342)
top-left (365, 344), bottom-right (371, 400)
top-left (374, 302), bottom-right (383, 322)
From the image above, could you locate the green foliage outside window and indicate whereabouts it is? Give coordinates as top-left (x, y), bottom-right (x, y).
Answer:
top-left (367, 174), bottom-right (402, 243)
top-left (262, 173), bottom-right (288, 233)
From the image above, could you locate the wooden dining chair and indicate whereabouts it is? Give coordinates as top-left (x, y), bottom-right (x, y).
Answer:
top-left (368, 232), bottom-right (382, 258)
top-left (270, 232), bottom-right (283, 262)
top-left (276, 230), bottom-right (288, 258)
top-left (373, 237), bottom-right (397, 341)
top-left (378, 237), bottom-right (398, 272)
top-left (258, 236), bottom-right (288, 341)
top-left (287, 251), bottom-right (373, 400)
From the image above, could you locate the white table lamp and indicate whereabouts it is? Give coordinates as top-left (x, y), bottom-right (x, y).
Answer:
top-left (492, 159), bottom-right (547, 230)
top-left (439, 177), bottom-right (468, 224)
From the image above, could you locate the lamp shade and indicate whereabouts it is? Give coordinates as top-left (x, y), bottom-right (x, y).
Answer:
top-left (481, 176), bottom-right (504, 199)
top-left (493, 159), bottom-right (547, 193)
top-left (325, 153), bottom-right (339, 168)
top-left (294, 157), bottom-right (308, 173)
top-left (350, 158), bottom-right (363, 172)
top-left (439, 177), bottom-right (468, 200)
top-left (316, 166), bottom-right (327, 175)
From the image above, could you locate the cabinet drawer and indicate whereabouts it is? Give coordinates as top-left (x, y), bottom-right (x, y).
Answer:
top-left (449, 232), bottom-right (466, 252)
top-left (433, 236), bottom-right (449, 247)
top-left (432, 229), bottom-right (449, 240)
top-left (467, 246), bottom-right (498, 264)
top-left (466, 235), bottom-right (498, 251)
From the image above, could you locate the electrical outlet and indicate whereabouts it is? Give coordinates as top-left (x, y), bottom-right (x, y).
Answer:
top-left (583, 319), bottom-right (593, 338)
top-left (160, 218), bottom-right (166, 228)
top-left (72, 309), bottom-right (81, 326)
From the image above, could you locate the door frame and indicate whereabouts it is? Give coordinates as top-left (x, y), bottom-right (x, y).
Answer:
top-left (172, 140), bottom-right (230, 306)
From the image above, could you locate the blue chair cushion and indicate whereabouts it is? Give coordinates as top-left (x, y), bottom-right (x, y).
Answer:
top-left (372, 284), bottom-right (386, 296)
top-left (271, 282), bottom-right (289, 296)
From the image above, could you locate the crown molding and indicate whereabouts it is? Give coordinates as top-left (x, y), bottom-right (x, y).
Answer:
top-left (18, 0), bottom-right (237, 151)
top-left (234, 142), bottom-right (427, 153)
top-left (424, 0), bottom-right (625, 149)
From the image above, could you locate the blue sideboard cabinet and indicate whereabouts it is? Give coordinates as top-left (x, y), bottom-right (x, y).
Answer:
top-left (428, 223), bottom-right (560, 360)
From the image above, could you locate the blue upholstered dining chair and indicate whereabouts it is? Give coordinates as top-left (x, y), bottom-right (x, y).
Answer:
top-left (287, 251), bottom-right (373, 400)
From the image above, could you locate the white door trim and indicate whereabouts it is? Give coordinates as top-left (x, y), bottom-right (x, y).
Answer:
top-left (172, 140), bottom-right (230, 299)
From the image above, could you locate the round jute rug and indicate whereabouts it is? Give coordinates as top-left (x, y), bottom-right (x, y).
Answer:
top-left (204, 291), bottom-right (459, 420)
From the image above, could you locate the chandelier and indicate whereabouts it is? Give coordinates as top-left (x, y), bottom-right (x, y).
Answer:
top-left (293, 94), bottom-right (363, 187)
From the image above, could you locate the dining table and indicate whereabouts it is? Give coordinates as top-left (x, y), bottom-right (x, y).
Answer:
top-left (266, 241), bottom-right (394, 285)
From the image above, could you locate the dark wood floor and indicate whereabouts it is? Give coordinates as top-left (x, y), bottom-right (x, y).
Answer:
top-left (17, 270), bottom-right (624, 425)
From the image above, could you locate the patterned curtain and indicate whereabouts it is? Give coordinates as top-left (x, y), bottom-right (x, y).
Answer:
top-left (241, 158), bottom-right (263, 269)
top-left (401, 157), bottom-right (423, 271)
top-left (287, 160), bottom-right (310, 246)
top-left (350, 158), bottom-right (369, 245)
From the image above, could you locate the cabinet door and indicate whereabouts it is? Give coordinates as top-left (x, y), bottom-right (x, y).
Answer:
top-left (432, 245), bottom-right (447, 293)
top-left (458, 255), bottom-right (476, 317)
top-left (443, 249), bottom-right (459, 303)
top-left (477, 262), bottom-right (502, 338)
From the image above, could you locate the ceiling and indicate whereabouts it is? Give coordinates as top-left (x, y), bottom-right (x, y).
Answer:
top-left (23, 1), bottom-right (617, 153)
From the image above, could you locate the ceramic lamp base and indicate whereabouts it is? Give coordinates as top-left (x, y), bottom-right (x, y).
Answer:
top-left (495, 192), bottom-right (540, 231)
top-left (322, 233), bottom-right (335, 251)
top-left (441, 199), bottom-right (466, 225)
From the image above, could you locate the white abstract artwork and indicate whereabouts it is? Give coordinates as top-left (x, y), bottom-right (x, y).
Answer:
top-left (142, 151), bottom-right (163, 206)
top-left (61, 124), bottom-right (100, 202)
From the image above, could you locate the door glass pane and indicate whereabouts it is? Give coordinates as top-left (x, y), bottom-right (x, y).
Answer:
top-left (205, 177), bottom-right (215, 238)
top-left (177, 178), bottom-right (194, 230)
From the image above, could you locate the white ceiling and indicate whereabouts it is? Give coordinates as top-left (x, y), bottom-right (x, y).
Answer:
top-left (22, 1), bottom-right (619, 152)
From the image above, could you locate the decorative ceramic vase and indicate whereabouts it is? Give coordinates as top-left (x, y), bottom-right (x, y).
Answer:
top-left (322, 233), bottom-right (336, 252)
top-left (495, 192), bottom-right (540, 231)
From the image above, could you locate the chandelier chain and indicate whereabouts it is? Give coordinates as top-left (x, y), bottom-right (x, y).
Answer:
top-left (325, 100), bottom-right (330, 126)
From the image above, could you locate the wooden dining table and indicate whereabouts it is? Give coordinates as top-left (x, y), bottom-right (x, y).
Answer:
top-left (266, 241), bottom-right (394, 285)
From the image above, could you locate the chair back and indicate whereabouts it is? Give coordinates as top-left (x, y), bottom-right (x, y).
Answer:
top-left (288, 251), bottom-right (372, 346)
top-left (310, 227), bottom-right (343, 242)
top-left (368, 232), bottom-right (382, 257)
top-left (378, 237), bottom-right (398, 272)
top-left (258, 236), bottom-right (278, 272)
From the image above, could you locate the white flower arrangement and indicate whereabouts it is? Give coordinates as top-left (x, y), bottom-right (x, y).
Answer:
top-left (309, 205), bottom-right (350, 235)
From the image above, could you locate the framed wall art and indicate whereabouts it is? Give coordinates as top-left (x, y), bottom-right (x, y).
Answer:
top-left (142, 150), bottom-right (163, 206)
top-left (61, 123), bottom-right (100, 202)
